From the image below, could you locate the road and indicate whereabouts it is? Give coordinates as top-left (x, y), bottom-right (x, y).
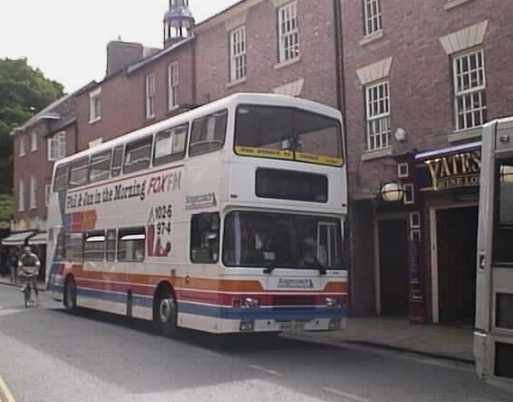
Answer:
top-left (0, 284), bottom-right (511, 402)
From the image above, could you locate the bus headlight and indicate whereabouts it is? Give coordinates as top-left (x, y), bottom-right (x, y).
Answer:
top-left (242, 297), bottom-right (260, 309)
top-left (324, 297), bottom-right (339, 308)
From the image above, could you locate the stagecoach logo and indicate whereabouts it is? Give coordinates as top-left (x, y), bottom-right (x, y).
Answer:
top-left (425, 150), bottom-right (481, 191)
top-left (185, 193), bottom-right (217, 210)
top-left (278, 278), bottom-right (314, 289)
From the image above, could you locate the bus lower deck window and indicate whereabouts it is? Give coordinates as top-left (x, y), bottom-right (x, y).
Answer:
top-left (191, 213), bottom-right (220, 263)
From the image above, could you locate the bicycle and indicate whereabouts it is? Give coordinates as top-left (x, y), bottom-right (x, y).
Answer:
top-left (19, 273), bottom-right (39, 308)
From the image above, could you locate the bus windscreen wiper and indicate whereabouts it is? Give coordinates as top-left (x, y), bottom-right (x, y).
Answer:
top-left (263, 263), bottom-right (276, 274)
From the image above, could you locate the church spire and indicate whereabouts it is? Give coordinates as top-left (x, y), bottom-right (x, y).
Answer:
top-left (163, 0), bottom-right (195, 47)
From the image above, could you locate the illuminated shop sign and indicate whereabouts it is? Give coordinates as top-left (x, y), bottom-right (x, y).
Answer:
top-left (425, 150), bottom-right (481, 191)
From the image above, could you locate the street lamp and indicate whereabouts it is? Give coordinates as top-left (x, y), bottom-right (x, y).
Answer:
top-left (380, 182), bottom-right (405, 203)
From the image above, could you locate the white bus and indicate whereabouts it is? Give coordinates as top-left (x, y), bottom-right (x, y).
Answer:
top-left (46, 93), bottom-right (348, 336)
top-left (475, 117), bottom-right (513, 387)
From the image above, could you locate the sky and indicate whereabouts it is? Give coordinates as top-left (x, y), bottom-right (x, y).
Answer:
top-left (0, 0), bottom-right (239, 92)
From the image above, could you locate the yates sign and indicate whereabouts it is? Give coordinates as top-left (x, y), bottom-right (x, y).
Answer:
top-left (425, 150), bottom-right (481, 191)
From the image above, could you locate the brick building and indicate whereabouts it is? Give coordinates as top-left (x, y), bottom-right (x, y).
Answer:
top-left (343, 0), bottom-right (513, 323)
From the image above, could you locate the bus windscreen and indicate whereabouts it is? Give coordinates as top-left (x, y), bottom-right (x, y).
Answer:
top-left (234, 105), bottom-right (344, 167)
top-left (223, 211), bottom-right (343, 270)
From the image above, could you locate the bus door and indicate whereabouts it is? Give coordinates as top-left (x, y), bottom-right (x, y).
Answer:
top-left (476, 120), bottom-right (513, 384)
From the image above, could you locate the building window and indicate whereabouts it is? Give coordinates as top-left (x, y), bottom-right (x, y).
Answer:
top-left (366, 80), bottom-right (391, 151)
top-left (168, 62), bottom-right (179, 110)
top-left (278, 1), bottom-right (300, 64)
top-left (19, 135), bottom-right (26, 157)
top-left (31, 132), bottom-right (38, 152)
top-left (453, 49), bottom-right (487, 131)
top-left (48, 131), bottom-right (66, 161)
top-left (18, 179), bottom-right (25, 212)
top-left (364, 0), bottom-right (382, 36)
top-left (146, 73), bottom-right (156, 119)
top-left (30, 176), bottom-right (37, 209)
top-left (89, 88), bottom-right (102, 123)
top-left (230, 26), bottom-right (247, 82)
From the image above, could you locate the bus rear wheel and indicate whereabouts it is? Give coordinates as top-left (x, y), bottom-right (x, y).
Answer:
top-left (64, 276), bottom-right (77, 312)
top-left (154, 288), bottom-right (180, 338)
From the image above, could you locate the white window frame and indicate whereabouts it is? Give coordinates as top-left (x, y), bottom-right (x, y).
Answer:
top-left (453, 48), bottom-right (487, 131)
top-left (89, 88), bottom-right (102, 123)
top-left (365, 80), bottom-right (391, 152)
top-left (278, 1), bottom-right (300, 64)
top-left (230, 25), bottom-right (247, 82)
top-left (48, 131), bottom-right (66, 162)
top-left (146, 73), bottom-right (156, 119)
top-left (30, 131), bottom-right (38, 152)
top-left (168, 62), bottom-right (179, 111)
top-left (364, 0), bottom-right (383, 36)
top-left (18, 179), bottom-right (25, 212)
top-left (19, 135), bottom-right (26, 157)
top-left (30, 176), bottom-right (37, 210)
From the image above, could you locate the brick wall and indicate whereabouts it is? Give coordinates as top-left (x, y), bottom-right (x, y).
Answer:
top-left (195, 0), bottom-right (340, 107)
top-left (342, 0), bottom-right (513, 199)
top-left (75, 42), bottom-right (195, 150)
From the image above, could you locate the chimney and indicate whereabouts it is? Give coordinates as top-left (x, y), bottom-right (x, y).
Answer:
top-left (106, 41), bottom-right (144, 76)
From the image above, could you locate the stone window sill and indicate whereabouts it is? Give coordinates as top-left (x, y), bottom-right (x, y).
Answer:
top-left (445, 0), bottom-right (474, 11)
top-left (361, 147), bottom-right (393, 161)
top-left (359, 30), bottom-right (384, 47)
top-left (448, 127), bottom-right (482, 143)
top-left (89, 117), bottom-right (102, 125)
top-left (274, 57), bottom-right (301, 71)
top-left (226, 77), bottom-right (247, 89)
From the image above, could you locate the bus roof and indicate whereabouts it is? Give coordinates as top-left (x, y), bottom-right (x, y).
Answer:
top-left (55, 93), bottom-right (343, 167)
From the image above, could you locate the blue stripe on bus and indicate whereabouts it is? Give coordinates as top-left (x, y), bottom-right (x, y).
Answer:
top-left (178, 302), bottom-right (346, 320)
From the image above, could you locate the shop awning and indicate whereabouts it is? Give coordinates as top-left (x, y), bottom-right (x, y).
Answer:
top-left (29, 232), bottom-right (48, 245)
top-left (1, 231), bottom-right (36, 246)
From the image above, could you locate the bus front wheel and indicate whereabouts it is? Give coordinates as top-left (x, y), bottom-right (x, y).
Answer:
top-left (64, 276), bottom-right (77, 312)
top-left (154, 287), bottom-right (180, 338)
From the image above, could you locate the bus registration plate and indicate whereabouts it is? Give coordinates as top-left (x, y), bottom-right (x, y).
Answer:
top-left (279, 321), bottom-right (306, 331)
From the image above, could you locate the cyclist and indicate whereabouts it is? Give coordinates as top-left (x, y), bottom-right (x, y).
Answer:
top-left (18, 246), bottom-right (40, 299)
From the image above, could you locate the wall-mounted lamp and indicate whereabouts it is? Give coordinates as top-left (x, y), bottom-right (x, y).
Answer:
top-left (380, 182), bottom-right (405, 203)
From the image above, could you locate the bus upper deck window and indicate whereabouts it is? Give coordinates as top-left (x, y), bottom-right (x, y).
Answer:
top-left (53, 165), bottom-right (69, 192)
top-left (124, 137), bottom-right (153, 174)
top-left (154, 124), bottom-right (188, 166)
top-left (189, 110), bottom-right (228, 157)
top-left (111, 146), bottom-right (124, 177)
top-left (89, 150), bottom-right (112, 183)
top-left (69, 158), bottom-right (90, 188)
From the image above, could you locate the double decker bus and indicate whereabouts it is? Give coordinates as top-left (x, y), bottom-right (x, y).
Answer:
top-left (46, 93), bottom-right (348, 336)
top-left (475, 117), bottom-right (513, 387)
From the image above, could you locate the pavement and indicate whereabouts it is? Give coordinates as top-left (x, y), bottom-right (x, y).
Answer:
top-left (0, 284), bottom-right (509, 402)
top-left (290, 317), bottom-right (474, 364)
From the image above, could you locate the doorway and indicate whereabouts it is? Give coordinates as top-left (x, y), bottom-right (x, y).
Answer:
top-left (436, 206), bottom-right (478, 324)
top-left (378, 219), bottom-right (409, 316)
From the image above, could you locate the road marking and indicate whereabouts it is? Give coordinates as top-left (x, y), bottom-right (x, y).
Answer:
top-left (249, 364), bottom-right (283, 377)
top-left (0, 376), bottom-right (16, 402)
top-left (322, 387), bottom-right (370, 402)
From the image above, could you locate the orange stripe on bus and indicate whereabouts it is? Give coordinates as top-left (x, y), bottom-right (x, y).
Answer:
top-left (66, 265), bottom-right (347, 293)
